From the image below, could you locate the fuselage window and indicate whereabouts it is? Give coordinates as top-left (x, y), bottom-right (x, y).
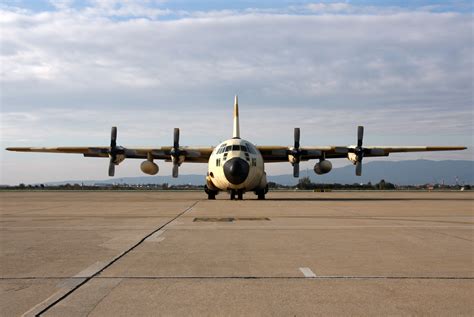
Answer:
top-left (252, 158), bottom-right (257, 166)
top-left (216, 158), bottom-right (221, 166)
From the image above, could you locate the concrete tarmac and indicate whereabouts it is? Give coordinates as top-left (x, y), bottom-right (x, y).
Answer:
top-left (1, 191), bottom-right (473, 316)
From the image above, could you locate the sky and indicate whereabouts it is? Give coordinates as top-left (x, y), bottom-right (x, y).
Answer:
top-left (0, 0), bottom-right (473, 184)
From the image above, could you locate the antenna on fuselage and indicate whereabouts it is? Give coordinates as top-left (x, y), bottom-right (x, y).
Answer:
top-left (233, 95), bottom-right (240, 139)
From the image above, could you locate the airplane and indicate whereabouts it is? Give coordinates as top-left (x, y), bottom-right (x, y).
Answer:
top-left (6, 96), bottom-right (467, 200)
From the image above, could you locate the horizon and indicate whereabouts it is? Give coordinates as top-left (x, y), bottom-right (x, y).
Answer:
top-left (2, 159), bottom-right (471, 186)
top-left (1, 1), bottom-right (473, 184)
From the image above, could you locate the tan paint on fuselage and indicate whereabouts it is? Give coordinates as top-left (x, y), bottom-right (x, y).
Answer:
top-left (207, 138), bottom-right (265, 192)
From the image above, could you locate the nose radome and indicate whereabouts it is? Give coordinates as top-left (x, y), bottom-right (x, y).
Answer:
top-left (223, 157), bottom-right (249, 185)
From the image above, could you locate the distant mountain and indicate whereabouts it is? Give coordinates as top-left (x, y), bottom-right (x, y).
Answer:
top-left (45, 160), bottom-right (473, 186)
top-left (270, 160), bottom-right (473, 186)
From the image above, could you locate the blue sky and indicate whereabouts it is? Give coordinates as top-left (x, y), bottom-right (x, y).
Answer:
top-left (1, 1), bottom-right (472, 184)
top-left (2, 0), bottom-right (473, 14)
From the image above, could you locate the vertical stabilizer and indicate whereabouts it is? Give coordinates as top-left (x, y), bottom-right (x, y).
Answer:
top-left (233, 95), bottom-right (240, 138)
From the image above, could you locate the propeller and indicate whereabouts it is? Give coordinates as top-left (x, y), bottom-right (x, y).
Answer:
top-left (347, 126), bottom-right (366, 176)
top-left (346, 126), bottom-right (386, 176)
top-left (355, 126), bottom-right (364, 176)
top-left (290, 128), bottom-right (302, 177)
top-left (108, 126), bottom-right (125, 177)
top-left (170, 128), bottom-right (182, 178)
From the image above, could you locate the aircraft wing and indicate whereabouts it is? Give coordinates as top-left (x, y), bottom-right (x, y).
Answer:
top-left (6, 146), bottom-right (214, 163)
top-left (257, 145), bottom-right (467, 163)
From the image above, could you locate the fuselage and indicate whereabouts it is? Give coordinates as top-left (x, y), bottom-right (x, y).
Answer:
top-left (206, 138), bottom-right (266, 193)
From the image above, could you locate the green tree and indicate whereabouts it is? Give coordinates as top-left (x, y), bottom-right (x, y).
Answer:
top-left (377, 179), bottom-right (386, 190)
top-left (297, 177), bottom-right (314, 190)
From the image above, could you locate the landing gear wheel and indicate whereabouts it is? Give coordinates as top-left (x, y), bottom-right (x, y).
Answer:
top-left (205, 185), bottom-right (217, 200)
top-left (256, 187), bottom-right (266, 200)
top-left (237, 190), bottom-right (243, 200)
top-left (230, 190), bottom-right (236, 200)
top-left (208, 193), bottom-right (216, 200)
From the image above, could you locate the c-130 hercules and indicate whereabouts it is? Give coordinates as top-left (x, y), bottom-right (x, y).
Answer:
top-left (7, 96), bottom-right (466, 200)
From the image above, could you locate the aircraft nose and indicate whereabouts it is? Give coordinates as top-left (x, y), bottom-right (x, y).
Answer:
top-left (223, 157), bottom-right (249, 185)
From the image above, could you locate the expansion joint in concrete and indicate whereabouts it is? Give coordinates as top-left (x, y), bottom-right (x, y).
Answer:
top-left (33, 200), bottom-right (201, 316)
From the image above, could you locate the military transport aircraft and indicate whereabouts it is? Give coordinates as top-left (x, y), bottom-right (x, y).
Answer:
top-left (6, 96), bottom-right (466, 200)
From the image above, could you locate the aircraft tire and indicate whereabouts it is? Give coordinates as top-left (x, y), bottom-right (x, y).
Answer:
top-left (208, 193), bottom-right (216, 200)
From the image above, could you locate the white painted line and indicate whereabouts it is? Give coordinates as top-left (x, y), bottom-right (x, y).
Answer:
top-left (299, 267), bottom-right (317, 278)
top-left (74, 261), bottom-right (107, 278)
top-left (21, 278), bottom-right (85, 317)
top-left (146, 230), bottom-right (166, 242)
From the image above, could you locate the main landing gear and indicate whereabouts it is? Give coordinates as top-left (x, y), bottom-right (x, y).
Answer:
top-left (205, 185), bottom-right (218, 200)
top-left (230, 189), bottom-right (244, 200)
top-left (255, 185), bottom-right (268, 200)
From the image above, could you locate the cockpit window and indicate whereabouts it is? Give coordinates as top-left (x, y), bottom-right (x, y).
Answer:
top-left (240, 145), bottom-right (248, 152)
top-left (232, 145), bottom-right (240, 151)
top-left (225, 146), bottom-right (232, 152)
top-left (246, 143), bottom-right (256, 154)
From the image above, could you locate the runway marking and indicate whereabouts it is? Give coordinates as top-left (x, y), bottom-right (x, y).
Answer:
top-left (20, 261), bottom-right (108, 316)
top-left (21, 278), bottom-right (85, 317)
top-left (146, 230), bottom-right (166, 242)
top-left (299, 267), bottom-right (317, 278)
top-left (33, 200), bottom-right (201, 316)
top-left (74, 261), bottom-right (108, 278)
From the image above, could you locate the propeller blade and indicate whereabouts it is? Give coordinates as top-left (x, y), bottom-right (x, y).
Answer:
top-left (173, 128), bottom-right (180, 149)
top-left (294, 128), bottom-right (300, 149)
top-left (293, 162), bottom-right (300, 178)
top-left (111, 126), bottom-right (117, 148)
top-left (172, 164), bottom-right (179, 178)
top-left (355, 160), bottom-right (362, 176)
top-left (108, 160), bottom-right (115, 177)
top-left (357, 126), bottom-right (364, 147)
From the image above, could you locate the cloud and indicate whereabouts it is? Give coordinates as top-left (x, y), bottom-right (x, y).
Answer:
top-left (305, 2), bottom-right (352, 13)
top-left (0, 2), bottom-right (472, 184)
top-left (1, 8), bottom-right (471, 111)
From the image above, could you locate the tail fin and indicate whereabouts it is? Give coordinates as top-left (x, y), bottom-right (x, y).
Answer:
top-left (233, 95), bottom-right (240, 139)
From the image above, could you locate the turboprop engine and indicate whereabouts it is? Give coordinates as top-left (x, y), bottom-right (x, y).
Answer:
top-left (140, 161), bottom-right (159, 175)
top-left (314, 160), bottom-right (332, 175)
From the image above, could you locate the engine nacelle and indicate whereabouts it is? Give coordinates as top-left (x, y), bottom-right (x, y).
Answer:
top-left (314, 160), bottom-right (332, 175)
top-left (347, 152), bottom-right (358, 163)
top-left (140, 161), bottom-right (159, 175)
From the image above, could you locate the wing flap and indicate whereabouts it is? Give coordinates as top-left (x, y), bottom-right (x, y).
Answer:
top-left (257, 145), bottom-right (467, 162)
top-left (6, 146), bottom-right (214, 163)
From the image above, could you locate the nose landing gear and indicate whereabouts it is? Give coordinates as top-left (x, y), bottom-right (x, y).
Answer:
top-left (230, 189), bottom-right (244, 200)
